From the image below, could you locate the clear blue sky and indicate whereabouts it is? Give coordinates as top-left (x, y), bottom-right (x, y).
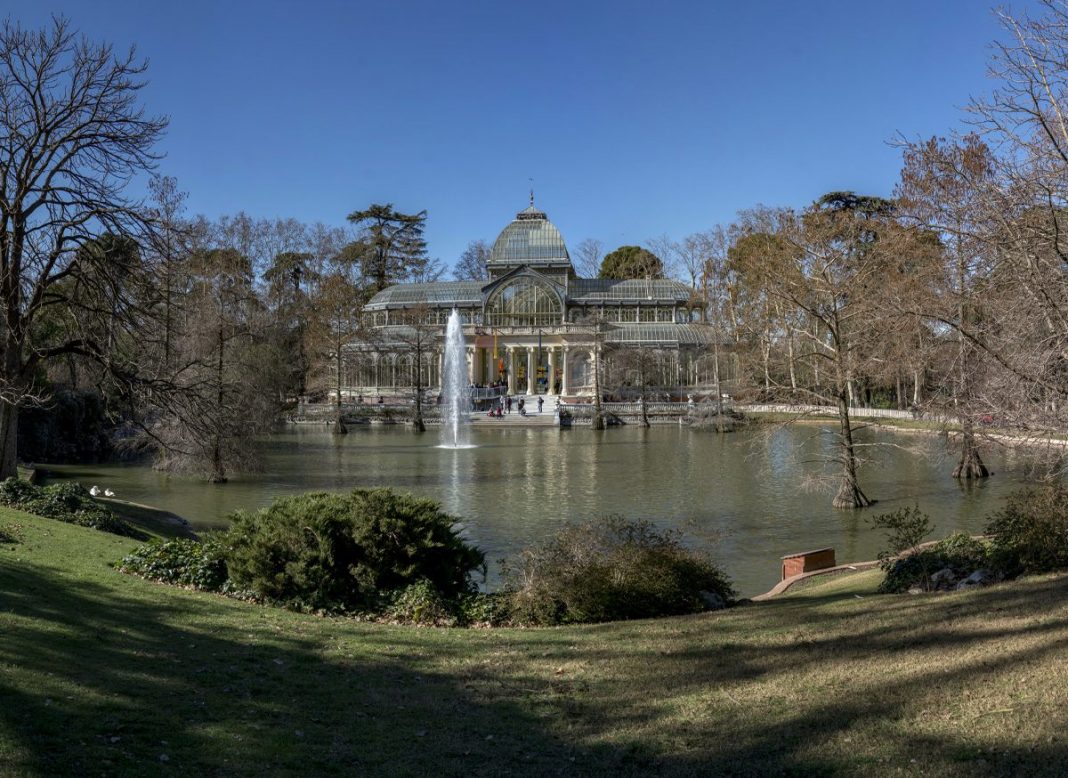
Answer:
top-left (6, 0), bottom-right (1037, 271)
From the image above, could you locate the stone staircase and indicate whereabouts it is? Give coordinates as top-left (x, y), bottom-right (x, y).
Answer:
top-left (470, 395), bottom-right (560, 427)
top-left (470, 411), bottom-right (557, 427)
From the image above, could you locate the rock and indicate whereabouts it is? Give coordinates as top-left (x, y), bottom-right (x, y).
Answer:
top-left (957, 569), bottom-right (994, 590)
top-left (907, 587), bottom-right (924, 595)
top-left (930, 568), bottom-right (957, 586)
top-left (699, 591), bottom-right (727, 611)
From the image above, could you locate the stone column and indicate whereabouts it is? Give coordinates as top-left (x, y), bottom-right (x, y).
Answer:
top-left (548, 348), bottom-right (557, 395)
top-left (526, 346), bottom-right (535, 395)
top-left (466, 347), bottom-right (476, 385)
top-left (561, 347), bottom-right (569, 396)
top-left (506, 347), bottom-right (516, 394)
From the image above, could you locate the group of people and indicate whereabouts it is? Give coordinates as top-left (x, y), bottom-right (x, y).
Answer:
top-left (486, 394), bottom-right (544, 418)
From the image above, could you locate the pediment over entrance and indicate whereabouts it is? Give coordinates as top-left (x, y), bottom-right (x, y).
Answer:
top-left (479, 264), bottom-right (565, 299)
top-left (481, 266), bottom-right (565, 327)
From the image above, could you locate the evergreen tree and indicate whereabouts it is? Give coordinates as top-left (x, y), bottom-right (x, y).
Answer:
top-left (346, 204), bottom-right (429, 293)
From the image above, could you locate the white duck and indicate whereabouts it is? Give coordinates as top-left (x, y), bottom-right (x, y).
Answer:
top-left (89, 485), bottom-right (101, 497)
top-left (103, 489), bottom-right (115, 498)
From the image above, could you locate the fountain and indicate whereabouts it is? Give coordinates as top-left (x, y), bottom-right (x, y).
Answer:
top-left (439, 308), bottom-right (474, 448)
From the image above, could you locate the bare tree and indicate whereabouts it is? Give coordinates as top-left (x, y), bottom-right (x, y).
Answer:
top-left (605, 343), bottom-right (667, 428)
top-left (645, 234), bottom-right (681, 281)
top-left (679, 231), bottom-right (712, 291)
top-left (453, 239), bottom-right (491, 281)
top-left (153, 247), bottom-right (275, 482)
top-left (573, 238), bottom-right (604, 278)
top-left (732, 195), bottom-right (909, 508)
top-left (306, 271), bottom-right (362, 434)
top-left (0, 18), bottom-right (168, 478)
top-left (384, 303), bottom-right (440, 433)
top-left (958, 1), bottom-right (1068, 442)
top-left (896, 135), bottom-right (997, 478)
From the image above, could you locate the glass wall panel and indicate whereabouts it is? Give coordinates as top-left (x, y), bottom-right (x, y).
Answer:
top-left (484, 277), bottom-right (562, 327)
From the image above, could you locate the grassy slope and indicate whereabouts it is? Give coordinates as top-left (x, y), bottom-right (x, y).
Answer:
top-left (2, 510), bottom-right (1068, 777)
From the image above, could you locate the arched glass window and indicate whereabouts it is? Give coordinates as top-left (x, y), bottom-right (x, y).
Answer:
top-left (484, 277), bottom-right (562, 327)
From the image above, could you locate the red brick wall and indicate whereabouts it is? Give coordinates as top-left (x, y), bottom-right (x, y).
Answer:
top-left (781, 548), bottom-right (836, 580)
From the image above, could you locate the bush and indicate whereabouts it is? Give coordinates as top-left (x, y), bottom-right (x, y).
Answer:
top-left (879, 532), bottom-right (992, 594)
top-left (986, 485), bottom-right (1068, 575)
top-left (384, 580), bottom-right (459, 626)
top-left (222, 488), bottom-right (484, 613)
top-left (871, 505), bottom-right (933, 560)
top-left (504, 516), bottom-right (735, 625)
top-left (0, 478), bottom-right (143, 539)
top-left (119, 537), bottom-right (228, 591)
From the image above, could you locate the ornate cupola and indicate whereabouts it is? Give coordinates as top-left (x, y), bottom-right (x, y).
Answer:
top-left (487, 196), bottom-right (574, 282)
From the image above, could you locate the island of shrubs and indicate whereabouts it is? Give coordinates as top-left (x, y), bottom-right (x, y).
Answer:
top-left (118, 487), bottom-right (737, 626)
top-left (873, 484), bottom-right (1068, 593)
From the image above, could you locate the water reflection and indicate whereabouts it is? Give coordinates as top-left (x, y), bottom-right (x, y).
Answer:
top-left (46, 425), bottom-right (1030, 596)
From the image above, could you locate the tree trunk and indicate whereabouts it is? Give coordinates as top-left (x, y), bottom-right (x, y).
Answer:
top-left (953, 422), bottom-right (990, 479)
top-left (787, 334), bottom-right (797, 391)
top-left (210, 437), bottom-right (227, 483)
top-left (832, 388), bottom-right (873, 509)
top-left (713, 338), bottom-right (723, 417)
top-left (412, 350), bottom-right (426, 433)
top-left (333, 328), bottom-right (347, 436)
top-left (591, 347), bottom-right (605, 430)
top-left (0, 402), bottom-right (19, 479)
top-left (211, 325), bottom-right (228, 482)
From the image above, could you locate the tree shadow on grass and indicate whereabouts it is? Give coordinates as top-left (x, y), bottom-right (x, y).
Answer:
top-left (0, 563), bottom-right (616, 776)
top-left (3, 558), bottom-right (1068, 776)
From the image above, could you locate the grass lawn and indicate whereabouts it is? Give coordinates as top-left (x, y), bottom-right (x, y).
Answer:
top-left (2, 508), bottom-right (1068, 776)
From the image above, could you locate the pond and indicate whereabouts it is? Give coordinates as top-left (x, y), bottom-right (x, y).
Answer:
top-left (46, 424), bottom-right (1031, 596)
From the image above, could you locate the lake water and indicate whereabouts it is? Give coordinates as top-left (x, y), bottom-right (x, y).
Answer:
top-left (47, 424), bottom-right (1031, 596)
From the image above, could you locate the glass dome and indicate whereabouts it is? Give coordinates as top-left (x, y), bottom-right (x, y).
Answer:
top-left (488, 204), bottom-right (571, 267)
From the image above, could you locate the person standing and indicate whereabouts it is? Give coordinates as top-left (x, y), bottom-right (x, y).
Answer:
top-left (506, 396), bottom-right (512, 414)
top-left (537, 396), bottom-right (543, 414)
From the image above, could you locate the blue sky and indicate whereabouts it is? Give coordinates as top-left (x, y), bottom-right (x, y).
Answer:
top-left (5, 0), bottom-right (1036, 271)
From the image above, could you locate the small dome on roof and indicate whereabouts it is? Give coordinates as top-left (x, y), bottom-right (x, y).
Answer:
top-left (488, 202), bottom-right (571, 266)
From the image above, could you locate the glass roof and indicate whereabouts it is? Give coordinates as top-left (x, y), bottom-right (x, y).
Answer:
top-left (365, 276), bottom-right (697, 310)
top-left (488, 206), bottom-right (571, 266)
top-left (570, 278), bottom-right (693, 303)
top-left (365, 281), bottom-right (484, 310)
top-left (606, 323), bottom-right (715, 346)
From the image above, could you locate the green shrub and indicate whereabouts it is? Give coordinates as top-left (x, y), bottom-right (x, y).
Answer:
top-left (384, 580), bottom-right (459, 626)
top-left (119, 537), bottom-right (228, 591)
top-left (457, 592), bottom-right (511, 627)
top-left (879, 532), bottom-right (992, 594)
top-left (0, 478), bottom-right (37, 505)
top-left (222, 488), bottom-right (484, 613)
top-left (0, 478), bottom-right (144, 539)
top-left (504, 516), bottom-right (735, 625)
top-left (871, 505), bottom-right (933, 560)
top-left (986, 485), bottom-right (1068, 575)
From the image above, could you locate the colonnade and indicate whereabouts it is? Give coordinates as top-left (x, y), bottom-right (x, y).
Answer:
top-left (464, 345), bottom-right (574, 396)
top-left (339, 343), bottom-right (728, 396)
